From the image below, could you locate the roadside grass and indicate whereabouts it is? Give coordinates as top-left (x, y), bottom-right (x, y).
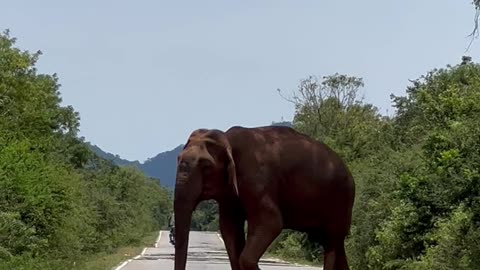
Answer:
top-left (0, 231), bottom-right (160, 270)
top-left (263, 251), bottom-right (323, 268)
top-left (75, 231), bottom-right (160, 270)
top-left (263, 233), bottom-right (323, 268)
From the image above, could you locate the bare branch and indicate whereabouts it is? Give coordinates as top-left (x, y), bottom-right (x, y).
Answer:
top-left (466, 0), bottom-right (480, 52)
top-left (277, 88), bottom-right (297, 104)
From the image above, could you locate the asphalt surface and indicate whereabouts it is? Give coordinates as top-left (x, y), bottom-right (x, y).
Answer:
top-left (116, 230), bottom-right (322, 270)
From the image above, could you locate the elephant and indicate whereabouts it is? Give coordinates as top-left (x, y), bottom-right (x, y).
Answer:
top-left (173, 125), bottom-right (355, 270)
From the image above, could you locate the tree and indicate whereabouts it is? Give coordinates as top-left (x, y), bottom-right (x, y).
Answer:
top-left (278, 73), bottom-right (387, 162)
top-left (367, 58), bottom-right (480, 270)
top-left (274, 73), bottom-right (396, 266)
top-left (0, 29), bottom-right (173, 269)
top-left (274, 59), bottom-right (480, 269)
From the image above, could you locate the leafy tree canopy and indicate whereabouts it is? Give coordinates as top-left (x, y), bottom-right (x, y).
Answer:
top-left (0, 30), bottom-right (172, 269)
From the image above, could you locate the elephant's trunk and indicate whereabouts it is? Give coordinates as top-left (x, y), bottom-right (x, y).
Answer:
top-left (173, 183), bottom-right (199, 270)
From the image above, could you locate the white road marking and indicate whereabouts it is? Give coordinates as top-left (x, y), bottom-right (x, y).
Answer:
top-left (155, 231), bottom-right (162, 248)
top-left (113, 230), bottom-right (162, 270)
top-left (113, 259), bottom-right (131, 270)
top-left (216, 233), bottom-right (225, 245)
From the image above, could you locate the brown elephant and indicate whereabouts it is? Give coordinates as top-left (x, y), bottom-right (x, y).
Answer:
top-left (173, 125), bottom-right (355, 270)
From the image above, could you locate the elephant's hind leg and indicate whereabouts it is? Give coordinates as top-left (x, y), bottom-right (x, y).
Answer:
top-left (323, 236), bottom-right (348, 270)
top-left (334, 242), bottom-right (348, 270)
top-left (323, 245), bottom-right (336, 270)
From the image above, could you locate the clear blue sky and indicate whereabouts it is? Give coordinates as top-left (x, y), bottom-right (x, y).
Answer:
top-left (2, 0), bottom-right (479, 162)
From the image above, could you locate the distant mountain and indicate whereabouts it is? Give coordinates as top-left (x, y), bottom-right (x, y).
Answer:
top-left (140, 144), bottom-right (184, 188)
top-left (87, 121), bottom-right (292, 189)
top-left (86, 142), bottom-right (182, 188)
top-left (86, 143), bottom-right (141, 167)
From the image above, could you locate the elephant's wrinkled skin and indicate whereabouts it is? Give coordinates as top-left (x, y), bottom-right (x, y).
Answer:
top-left (173, 126), bottom-right (355, 270)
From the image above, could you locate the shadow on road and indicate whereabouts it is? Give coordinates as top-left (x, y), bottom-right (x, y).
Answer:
top-left (138, 250), bottom-right (297, 267)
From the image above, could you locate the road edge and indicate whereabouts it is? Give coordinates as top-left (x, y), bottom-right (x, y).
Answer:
top-left (111, 230), bottom-right (162, 270)
top-left (155, 231), bottom-right (163, 248)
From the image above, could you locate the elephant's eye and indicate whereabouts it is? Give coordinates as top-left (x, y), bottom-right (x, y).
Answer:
top-left (198, 158), bottom-right (214, 170)
top-left (178, 161), bottom-right (190, 173)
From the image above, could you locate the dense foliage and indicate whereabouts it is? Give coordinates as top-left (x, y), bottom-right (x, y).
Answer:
top-left (0, 30), bottom-right (172, 269)
top-left (191, 200), bottom-right (219, 231)
top-left (269, 58), bottom-right (480, 269)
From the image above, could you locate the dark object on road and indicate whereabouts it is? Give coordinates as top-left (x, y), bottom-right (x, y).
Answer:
top-left (173, 126), bottom-right (355, 270)
top-left (169, 227), bottom-right (175, 245)
top-left (168, 213), bottom-right (175, 245)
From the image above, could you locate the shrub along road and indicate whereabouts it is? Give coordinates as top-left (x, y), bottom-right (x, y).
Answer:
top-left (116, 230), bottom-right (322, 270)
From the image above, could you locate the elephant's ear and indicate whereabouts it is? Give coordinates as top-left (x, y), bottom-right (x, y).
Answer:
top-left (226, 146), bottom-right (239, 196)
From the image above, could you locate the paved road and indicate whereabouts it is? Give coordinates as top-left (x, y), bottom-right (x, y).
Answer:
top-left (117, 230), bottom-right (322, 270)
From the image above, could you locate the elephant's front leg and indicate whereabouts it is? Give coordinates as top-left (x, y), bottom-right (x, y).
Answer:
top-left (219, 203), bottom-right (246, 270)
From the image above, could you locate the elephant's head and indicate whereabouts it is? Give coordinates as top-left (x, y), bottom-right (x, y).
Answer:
top-left (173, 128), bottom-right (238, 270)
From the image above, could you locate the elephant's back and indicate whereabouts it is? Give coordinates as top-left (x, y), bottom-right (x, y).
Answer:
top-left (225, 126), bottom-right (354, 232)
top-left (225, 125), bottom-right (354, 194)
